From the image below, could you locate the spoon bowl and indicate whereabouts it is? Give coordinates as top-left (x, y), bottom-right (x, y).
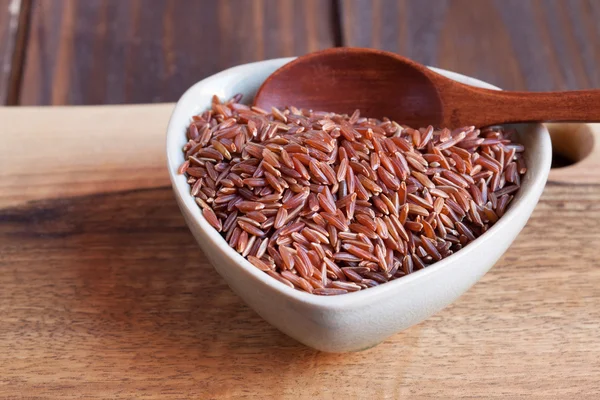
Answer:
top-left (254, 48), bottom-right (600, 128)
top-left (254, 48), bottom-right (444, 127)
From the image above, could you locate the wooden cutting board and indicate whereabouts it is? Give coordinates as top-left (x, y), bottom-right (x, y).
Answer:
top-left (1, 105), bottom-right (599, 398)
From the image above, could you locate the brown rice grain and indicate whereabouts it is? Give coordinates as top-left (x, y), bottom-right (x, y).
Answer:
top-left (182, 97), bottom-right (526, 295)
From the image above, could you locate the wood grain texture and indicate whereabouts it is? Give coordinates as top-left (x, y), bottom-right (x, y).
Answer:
top-left (339, 0), bottom-right (600, 91)
top-left (1, 105), bottom-right (599, 398)
top-left (0, 0), bottom-right (27, 104)
top-left (19, 0), bottom-right (336, 105)
top-left (15, 0), bottom-right (600, 105)
top-left (0, 105), bottom-right (172, 208)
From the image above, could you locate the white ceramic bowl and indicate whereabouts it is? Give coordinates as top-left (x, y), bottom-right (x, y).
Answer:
top-left (166, 58), bottom-right (551, 352)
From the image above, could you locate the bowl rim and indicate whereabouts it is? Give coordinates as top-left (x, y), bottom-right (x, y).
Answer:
top-left (166, 57), bottom-right (552, 310)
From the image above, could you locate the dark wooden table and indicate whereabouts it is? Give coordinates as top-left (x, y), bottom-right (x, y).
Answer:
top-left (1, 0), bottom-right (599, 106)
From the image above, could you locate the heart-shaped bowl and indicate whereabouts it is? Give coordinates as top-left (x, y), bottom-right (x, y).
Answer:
top-left (166, 58), bottom-right (551, 353)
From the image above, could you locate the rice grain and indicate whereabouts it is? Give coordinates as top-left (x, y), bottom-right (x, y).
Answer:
top-left (181, 94), bottom-right (527, 295)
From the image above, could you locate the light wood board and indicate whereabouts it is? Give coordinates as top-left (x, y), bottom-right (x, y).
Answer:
top-left (1, 105), bottom-right (599, 399)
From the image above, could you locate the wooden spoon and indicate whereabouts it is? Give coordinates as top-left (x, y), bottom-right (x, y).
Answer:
top-left (254, 47), bottom-right (600, 128)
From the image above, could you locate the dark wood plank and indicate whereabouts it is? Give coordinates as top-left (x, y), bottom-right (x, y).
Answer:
top-left (339, 0), bottom-right (600, 91)
top-left (0, 0), bottom-right (18, 104)
top-left (19, 0), bottom-right (337, 105)
top-left (0, 0), bottom-right (28, 104)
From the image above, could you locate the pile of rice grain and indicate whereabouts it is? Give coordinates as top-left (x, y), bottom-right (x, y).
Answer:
top-left (179, 94), bottom-right (526, 296)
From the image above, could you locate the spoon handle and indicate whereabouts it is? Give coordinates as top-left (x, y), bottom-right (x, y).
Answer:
top-left (455, 87), bottom-right (600, 127)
